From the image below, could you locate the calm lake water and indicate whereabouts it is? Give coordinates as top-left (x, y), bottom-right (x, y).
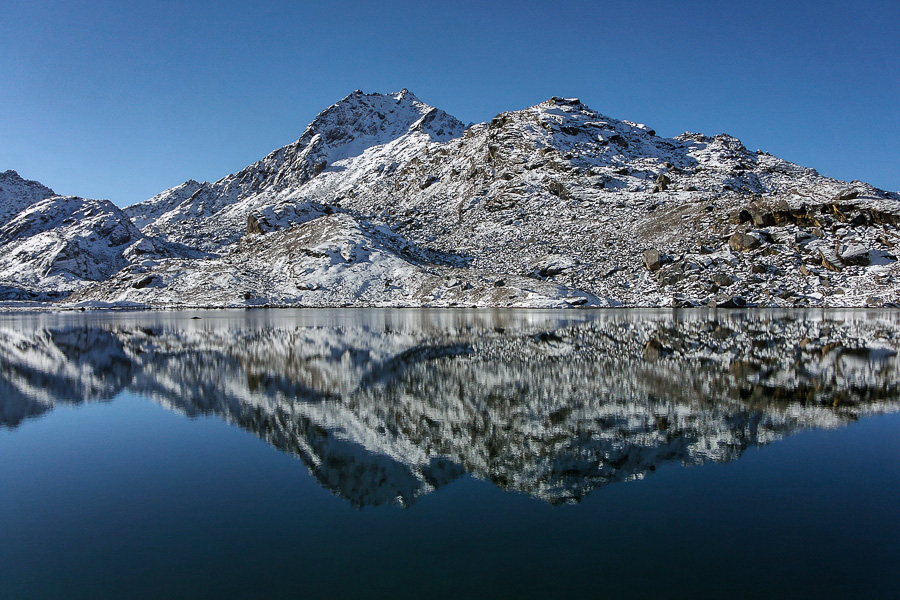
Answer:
top-left (1, 308), bottom-right (899, 599)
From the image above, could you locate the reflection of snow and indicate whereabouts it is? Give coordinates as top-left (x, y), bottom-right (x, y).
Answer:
top-left (1, 309), bottom-right (899, 505)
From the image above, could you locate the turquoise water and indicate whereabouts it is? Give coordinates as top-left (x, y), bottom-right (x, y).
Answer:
top-left (1, 309), bottom-right (898, 599)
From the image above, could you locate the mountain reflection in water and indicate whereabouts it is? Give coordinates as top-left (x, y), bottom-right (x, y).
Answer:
top-left (1, 309), bottom-right (898, 507)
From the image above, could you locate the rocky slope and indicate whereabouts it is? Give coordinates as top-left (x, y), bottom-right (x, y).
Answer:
top-left (2, 309), bottom-right (898, 506)
top-left (3, 91), bottom-right (899, 307)
top-left (69, 212), bottom-right (595, 307)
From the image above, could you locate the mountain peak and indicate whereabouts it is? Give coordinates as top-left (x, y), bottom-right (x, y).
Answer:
top-left (1, 169), bottom-right (53, 189)
top-left (333, 88), bottom-right (422, 107)
top-left (285, 88), bottom-right (463, 169)
top-left (0, 170), bottom-right (59, 223)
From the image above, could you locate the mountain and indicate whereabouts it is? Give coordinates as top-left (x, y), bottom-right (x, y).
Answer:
top-left (3, 91), bottom-right (900, 307)
top-left (124, 89), bottom-right (465, 251)
top-left (0, 171), bottom-right (205, 302)
top-left (2, 310), bottom-right (898, 506)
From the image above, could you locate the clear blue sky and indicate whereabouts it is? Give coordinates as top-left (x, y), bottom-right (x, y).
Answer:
top-left (2, 0), bottom-right (898, 206)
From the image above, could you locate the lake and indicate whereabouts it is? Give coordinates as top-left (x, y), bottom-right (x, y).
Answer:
top-left (1, 308), bottom-right (898, 599)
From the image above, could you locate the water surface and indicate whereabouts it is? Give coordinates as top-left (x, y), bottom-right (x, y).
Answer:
top-left (1, 309), bottom-right (899, 599)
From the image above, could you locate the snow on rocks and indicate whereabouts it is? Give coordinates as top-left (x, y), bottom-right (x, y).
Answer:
top-left (123, 89), bottom-right (465, 252)
top-left (0, 170), bottom-right (58, 223)
top-left (0, 194), bottom-right (144, 298)
top-left (69, 213), bottom-right (600, 308)
top-left (4, 90), bottom-right (900, 308)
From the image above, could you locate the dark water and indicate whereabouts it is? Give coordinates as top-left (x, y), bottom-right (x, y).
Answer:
top-left (1, 309), bottom-right (898, 599)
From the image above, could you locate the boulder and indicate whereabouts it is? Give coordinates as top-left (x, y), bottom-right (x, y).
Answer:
top-left (655, 173), bottom-right (671, 192)
top-left (708, 295), bottom-right (747, 309)
top-left (819, 249), bottom-right (844, 272)
top-left (247, 212), bottom-right (269, 235)
top-left (849, 213), bottom-right (868, 227)
top-left (132, 275), bottom-right (156, 289)
top-left (529, 255), bottom-right (578, 278)
top-left (644, 248), bottom-right (662, 271)
top-left (842, 244), bottom-right (872, 266)
top-left (643, 249), bottom-right (661, 271)
top-left (126, 238), bottom-right (155, 256)
top-left (834, 188), bottom-right (859, 202)
top-left (710, 273), bottom-right (734, 287)
top-left (745, 202), bottom-right (775, 227)
top-left (728, 232), bottom-right (761, 252)
top-left (657, 262), bottom-right (685, 286)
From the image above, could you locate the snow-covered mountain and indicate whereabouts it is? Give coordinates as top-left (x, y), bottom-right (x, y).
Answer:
top-left (124, 89), bottom-right (465, 251)
top-left (2, 310), bottom-right (898, 506)
top-left (69, 212), bottom-right (593, 307)
top-left (3, 91), bottom-right (900, 307)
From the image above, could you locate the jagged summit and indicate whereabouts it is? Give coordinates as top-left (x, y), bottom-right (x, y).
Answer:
top-left (298, 88), bottom-right (462, 150)
top-left (124, 89), bottom-right (466, 251)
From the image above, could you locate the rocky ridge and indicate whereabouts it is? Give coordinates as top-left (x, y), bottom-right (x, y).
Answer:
top-left (2, 91), bottom-right (899, 308)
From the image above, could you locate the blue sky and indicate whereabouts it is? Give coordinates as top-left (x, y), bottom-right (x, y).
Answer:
top-left (2, 0), bottom-right (898, 206)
